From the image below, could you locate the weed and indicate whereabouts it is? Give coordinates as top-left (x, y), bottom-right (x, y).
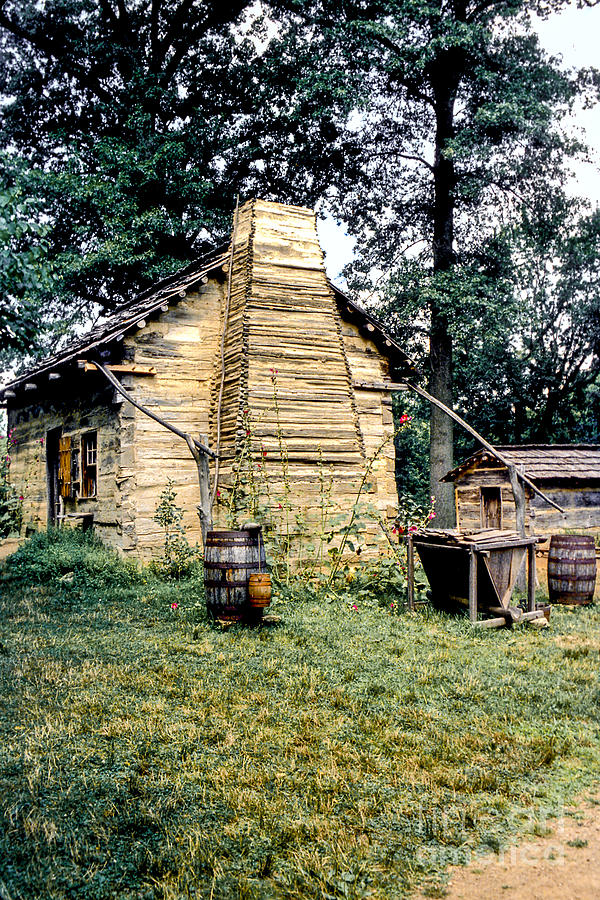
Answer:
top-left (0, 429), bottom-right (22, 537)
top-left (150, 479), bottom-right (202, 579)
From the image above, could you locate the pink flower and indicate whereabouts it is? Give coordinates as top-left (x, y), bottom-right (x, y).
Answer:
top-left (351, 603), bottom-right (358, 610)
top-left (428, 511), bottom-right (436, 519)
top-left (216, 489), bottom-right (221, 498)
top-left (408, 525), bottom-right (418, 534)
top-left (171, 602), bottom-right (178, 610)
top-left (18, 495), bottom-right (23, 501)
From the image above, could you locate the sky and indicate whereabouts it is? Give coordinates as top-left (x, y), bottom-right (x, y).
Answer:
top-left (318, 3), bottom-right (600, 281)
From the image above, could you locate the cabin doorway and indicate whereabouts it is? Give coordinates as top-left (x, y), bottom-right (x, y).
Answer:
top-left (46, 427), bottom-right (62, 526)
top-left (481, 486), bottom-right (502, 530)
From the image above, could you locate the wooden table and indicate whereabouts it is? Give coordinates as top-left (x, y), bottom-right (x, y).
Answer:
top-left (407, 529), bottom-right (546, 627)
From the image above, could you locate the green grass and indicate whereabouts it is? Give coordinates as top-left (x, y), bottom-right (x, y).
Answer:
top-left (0, 532), bottom-right (599, 899)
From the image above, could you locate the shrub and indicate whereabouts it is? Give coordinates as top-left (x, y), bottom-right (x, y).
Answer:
top-left (4, 527), bottom-right (142, 597)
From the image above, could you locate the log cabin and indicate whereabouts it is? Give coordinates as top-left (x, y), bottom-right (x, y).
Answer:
top-left (1, 199), bottom-right (416, 559)
top-left (443, 445), bottom-right (600, 539)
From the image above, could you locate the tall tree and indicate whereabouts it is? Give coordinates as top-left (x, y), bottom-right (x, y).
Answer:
top-left (257, 0), bottom-right (598, 523)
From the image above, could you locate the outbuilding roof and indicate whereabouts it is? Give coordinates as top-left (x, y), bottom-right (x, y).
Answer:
top-left (443, 445), bottom-right (600, 483)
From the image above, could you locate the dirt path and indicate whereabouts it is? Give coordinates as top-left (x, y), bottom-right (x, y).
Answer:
top-left (440, 792), bottom-right (600, 900)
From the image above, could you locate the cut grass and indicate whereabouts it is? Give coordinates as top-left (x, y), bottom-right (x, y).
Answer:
top-left (0, 534), bottom-right (599, 899)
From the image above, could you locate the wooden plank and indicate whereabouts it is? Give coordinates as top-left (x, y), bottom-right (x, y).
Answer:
top-left (527, 543), bottom-right (536, 612)
top-left (80, 361), bottom-right (157, 376)
top-left (353, 380), bottom-right (407, 391)
top-left (469, 549), bottom-right (478, 623)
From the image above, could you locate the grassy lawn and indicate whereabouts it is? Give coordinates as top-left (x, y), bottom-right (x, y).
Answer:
top-left (0, 532), bottom-right (599, 899)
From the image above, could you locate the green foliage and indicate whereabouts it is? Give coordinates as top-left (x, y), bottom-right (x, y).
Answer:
top-left (0, 157), bottom-right (59, 367)
top-left (5, 527), bottom-right (143, 601)
top-left (332, 557), bottom-right (409, 612)
top-left (258, 0), bottom-right (599, 516)
top-left (151, 479), bottom-right (201, 579)
top-left (0, 0), bottom-right (280, 340)
top-left (0, 429), bottom-right (22, 538)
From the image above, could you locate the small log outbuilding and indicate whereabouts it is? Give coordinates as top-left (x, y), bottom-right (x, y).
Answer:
top-left (443, 445), bottom-right (600, 539)
top-left (1, 199), bottom-right (415, 559)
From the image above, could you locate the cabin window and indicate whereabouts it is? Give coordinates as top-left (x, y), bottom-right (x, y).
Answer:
top-left (480, 486), bottom-right (502, 530)
top-left (56, 430), bottom-right (98, 499)
top-left (81, 431), bottom-right (98, 498)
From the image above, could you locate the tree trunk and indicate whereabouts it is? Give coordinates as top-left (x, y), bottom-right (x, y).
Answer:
top-left (429, 310), bottom-right (455, 525)
top-left (429, 75), bottom-right (458, 527)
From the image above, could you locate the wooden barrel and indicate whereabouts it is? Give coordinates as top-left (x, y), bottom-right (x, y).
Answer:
top-left (548, 535), bottom-right (597, 605)
top-left (203, 529), bottom-right (267, 621)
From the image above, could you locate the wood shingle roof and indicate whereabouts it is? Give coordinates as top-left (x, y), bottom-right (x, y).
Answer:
top-left (1, 228), bottom-right (416, 400)
top-left (443, 445), bottom-right (600, 483)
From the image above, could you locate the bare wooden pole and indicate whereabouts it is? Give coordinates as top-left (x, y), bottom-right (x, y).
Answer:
top-left (184, 434), bottom-right (213, 543)
top-left (407, 532), bottom-right (415, 611)
top-left (404, 381), bottom-right (564, 514)
top-left (91, 361), bottom-right (216, 458)
top-left (90, 360), bottom-right (215, 542)
top-left (507, 464), bottom-right (527, 537)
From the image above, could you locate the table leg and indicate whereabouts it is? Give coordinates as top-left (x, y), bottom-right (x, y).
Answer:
top-left (469, 549), bottom-right (478, 623)
top-left (527, 544), bottom-right (536, 612)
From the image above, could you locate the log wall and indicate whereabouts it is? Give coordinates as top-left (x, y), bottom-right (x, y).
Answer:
top-left (341, 320), bottom-right (398, 521)
top-left (126, 279), bottom-right (224, 556)
top-left (7, 386), bottom-right (127, 550)
top-left (454, 468), bottom-right (600, 539)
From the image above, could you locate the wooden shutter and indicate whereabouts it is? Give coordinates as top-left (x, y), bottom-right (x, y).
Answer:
top-left (58, 436), bottom-right (72, 499)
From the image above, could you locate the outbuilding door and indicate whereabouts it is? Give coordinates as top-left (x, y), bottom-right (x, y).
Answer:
top-left (481, 486), bottom-right (502, 530)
